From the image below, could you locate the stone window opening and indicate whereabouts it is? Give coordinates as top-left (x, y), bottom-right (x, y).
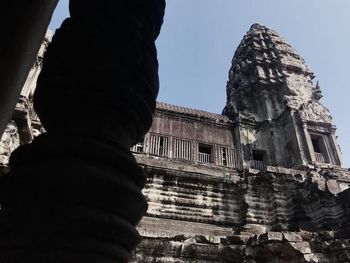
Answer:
top-left (222, 148), bottom-right (227, 166)
top-left (311, 138), bottom-right (321, 153)
top-left (251, 149), bottom-right (266, 170)
top-left (252, 149), bottom-right (264, 161)
top-left (173, 138), bottom-right (191, 160)
top-left (218, 146), bottom-right (238, 168)
top-left (198, 143), bottom-right (213, 164)
top-left (310, 134), bottom-right (329, 163)
top-left (149, 134), bottom-right (169, 157)
top-left (131, 140), bottom-right (144, 153)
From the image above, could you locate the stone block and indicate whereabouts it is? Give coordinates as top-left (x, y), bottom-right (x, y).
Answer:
top-left (290, 241), bottom-right (311, 254)
top-left (247, 168), bottom-right (260, 175)
top-left (225, 235), bottom-right (246, 245)
top-left (266, 166), bottom-right (306, 177)
top-left (304, 254), bottom-right (319, 262)
top-left (244, 224), bottom-right (267, 235)
top-left (283, 232), bottom-right (303, 242)
top-left (208, 236), bottom-right (222, 244)
top-left (183, 235), bottom-right (209, 244)
top-left (258, 232), bottom-right (283, 243)
top-left (327, 179), bottom-right (341, 195)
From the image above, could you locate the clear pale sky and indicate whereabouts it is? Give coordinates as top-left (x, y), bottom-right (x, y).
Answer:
top-left (49, 0), bottom-right (350, 167)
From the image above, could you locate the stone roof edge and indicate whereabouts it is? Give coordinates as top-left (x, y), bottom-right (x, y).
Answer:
top-left (155, 101), bottom-right (233, 125)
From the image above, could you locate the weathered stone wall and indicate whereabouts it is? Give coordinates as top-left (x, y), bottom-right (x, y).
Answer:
top-left (132, 231), bottom-right (350, 262)
top-left (143, 167), bottom-right (245, 226)
top-left (137, 156), bottom-right (350, 232)
top-left (151, 115), bottom-right (234, 146)
top-left (132, 156), bottom-right (350, 262)
top-left (244, 171), bottom-right (350, 233)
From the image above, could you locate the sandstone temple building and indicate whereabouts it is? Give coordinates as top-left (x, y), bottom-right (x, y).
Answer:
top-left (1, 24), bottom-right (350, 262)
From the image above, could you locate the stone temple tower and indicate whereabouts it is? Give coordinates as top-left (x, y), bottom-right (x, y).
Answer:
top-left (223, 23), bottom-right (343, 170)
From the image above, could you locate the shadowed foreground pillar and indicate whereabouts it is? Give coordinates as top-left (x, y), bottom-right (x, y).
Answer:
top-left (0, 0), bottom-right (165, 262)
top-left (0, 0), bottom-right (58, 136)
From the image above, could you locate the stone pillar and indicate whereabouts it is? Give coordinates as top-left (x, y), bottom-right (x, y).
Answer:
top-left (0, 0), bottom-right (165, 262)
top-left (302, 122), bottom-right (315, 163)
top-left (0, 0), bottom-right (58, 136)
top-left (330, 126), bottom-right (343, 166)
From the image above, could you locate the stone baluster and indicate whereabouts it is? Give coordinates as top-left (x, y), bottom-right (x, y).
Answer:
top-left (0, 0), bottom-right (165, 262)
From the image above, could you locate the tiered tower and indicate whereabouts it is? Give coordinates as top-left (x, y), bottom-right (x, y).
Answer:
top-left (224, 23), bottom-right (342, 169)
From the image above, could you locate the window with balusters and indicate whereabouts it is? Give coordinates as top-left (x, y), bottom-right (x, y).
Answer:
top-left (197, 143), bottom-right (213, 164)
top-left (131, 141), bottom-right (144, 153)
top-left (130, 133), bottom-right (239, 168)
top-left (149, 134), bottom-right (169, 157)
top-left (173, 138), bottom-right (191, 160)
top-left (217, 146), bottom-right (237, 167)
top-left (310, 134), bottom-right (329, 164)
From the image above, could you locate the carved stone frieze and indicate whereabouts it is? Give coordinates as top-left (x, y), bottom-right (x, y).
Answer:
top-left (300, 100), bottom-right (333, 124)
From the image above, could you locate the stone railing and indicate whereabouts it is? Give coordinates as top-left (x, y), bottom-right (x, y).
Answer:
top-left (315, 152), bottom-right (325, 163)
top-left (250, 160), bottom-right (266, 170)
top-left (198, 152), bottom-right (211, 163)
top-left (131, 142), bottom-right (144, 153)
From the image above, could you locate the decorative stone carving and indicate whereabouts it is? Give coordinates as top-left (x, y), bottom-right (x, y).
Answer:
top-left (300, 100), bottom-right (333, 124)
top-left (313, 81), bottom-right (323, 100)
top-left (224, 23), bottom-right (316, 121)
top-left (0, 121), bottom-right (20, 167)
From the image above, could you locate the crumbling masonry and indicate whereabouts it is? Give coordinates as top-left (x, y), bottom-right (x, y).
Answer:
top-left (1, 24), bottom-right (350, 262)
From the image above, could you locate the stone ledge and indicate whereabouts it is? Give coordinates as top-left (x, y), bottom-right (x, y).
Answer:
top-left (135, 154), bottom-right (241, 182)
top-left (266, 165), bottom-right (306, 176)
top-left (137, 216), bottom-right (234, 238)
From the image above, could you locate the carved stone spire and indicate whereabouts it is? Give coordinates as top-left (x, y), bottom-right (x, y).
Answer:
top-left (223, 23), bottom-right (341, 168)
top-left (223, 23), bottom-right (316, 121)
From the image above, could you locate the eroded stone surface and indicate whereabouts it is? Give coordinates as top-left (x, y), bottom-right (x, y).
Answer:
top-left (0, 121), bottom-right (20, 170)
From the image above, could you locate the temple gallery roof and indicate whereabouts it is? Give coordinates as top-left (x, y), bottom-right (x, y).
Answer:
top-left (156, 101), bottom-right (230, 123)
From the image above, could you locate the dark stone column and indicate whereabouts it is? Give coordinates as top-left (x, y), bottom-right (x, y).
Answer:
top-left (0, 0), bottom-right (165, 262)
top-left (0, 0), bottom-right (58, 136)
